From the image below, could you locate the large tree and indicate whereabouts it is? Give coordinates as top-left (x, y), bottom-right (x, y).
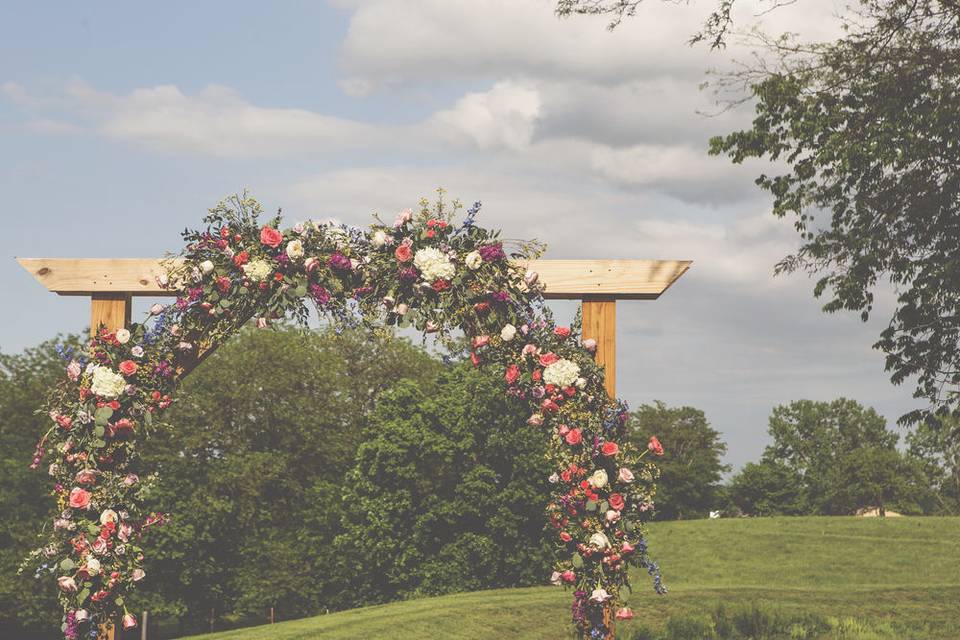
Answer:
top-left (907, 413), bottom-right (960, 514)
top-left (628, 401), bottom-right (729, 519)
top-left (559, 0), bottom-right (960, 423)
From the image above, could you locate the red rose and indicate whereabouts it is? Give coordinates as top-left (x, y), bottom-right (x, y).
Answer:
top-left (219, 227), bottom-right (231, 239)
top-left (470, 351), bottom-right (481, 367)
top-left (565, 428), bottom-right (583, 446)
top-left (504, 364), bottom-right (520, 384)
top-left (68, 487), bottom-right (91, 509)
top-left (432, 278), bottom-right (451, 292)
top-left (539, 352), bottom-right (559, 367)
top-left (395, 245), bottom-right (413, 262)
top-left (260, 225), bottom-right (283, 248)
top-left (601, 441), bottom-right (619, 457)
top-left (561, 570), bottom-right (576, 584)
top-left (608, 493), bottom-right (625, 511)
top-left (472, 335), bottom-right (490, 349)
top-left (233, 251), bottom-right (249, 267)
top-left (118, 360), bottom-right (138, 376)
top-left (216, 276), bottom-right (231, 293)
top-left (559, 531), bottom-right (572, 542)
top-left (648, 436), bottom-right (664, 456)
top-left (554, 326), bottom-right (571, 338)
top-left (473, 301), bottom-right (491, 314)
top-left (562, 386), bottom-right (577, 397)
top-left (113, 418), bottom-right (135, 433)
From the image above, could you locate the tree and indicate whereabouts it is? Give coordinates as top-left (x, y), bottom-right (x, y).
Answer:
top-left (337, 364), bottom-right (555, 604)
top-left (133, 326), bottom-right (442, 630)
top-left (709, 1), bottom-right (960, 422)
top-left (726, 461), bottom-right (807, 517)
top-left (824, 446), bottom-right (933, 516)
top-left (907, 413), bottom-right (960, 514)
top-left (0, 336), bottom-right (84, 639)
top-left (628, 401), bottom-right (729, 519)
top-left (558, 1), bottom-right (960, 423)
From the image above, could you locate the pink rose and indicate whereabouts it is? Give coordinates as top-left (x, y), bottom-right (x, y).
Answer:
top-left (648, 436), bottom-right (665, 456)
top-left (605, 509), bottom-right (621, 523)
top-left (539, 352), bottom-right (559, 367)
top-left (608, 493), bottom-right (625, 511)
top-left (68, 487), bottom-right (91, 509)
top-left (554, 326), bottom-right (571, 338)
top-left (118, 360), bottom-right (138, 376)
top-left (122, 614), bottom-right (138, 630)
top-left (526, 414), bottom-right (544, 426)
top-left (394, 208), bottom-right (413, 227)
top-left (504, 364), bottom-right (520, 384)
top-left (615, 608), bottom-right (634, 620)
top-left (621, 541), bottom-right (635, 554)
top-left (394, 244), bottom-right (413, 262)
top-left (618, 468), bottom-right (635, 483)
top-left (557, 424), bottom-right (570, 437)
top-left (305, 257), bottom-right (320, 272)
top-left (582, 338), bottom-right (597, 352)
top-left (123, 473), bottom-right (139, 487)
top-left (560, 570), bottom-right (576, 584)
top-left (559, 531), bottom-right (572, 542)
top-left (601, 441), bottom-right (619, 457)
top-left (522, 344), bottom-right (538, 357)
top-left (58, 576), bottom-right (77, 593)
top-left (472, 335), bottom-right (490, 349)
top-left (565, 429), bottom-right (582, 446)
top-left (541, 399), bottom-right (559, 413)
top-left (132, 568), bottom-right (145, 581)
top-left (66, 361), bottom-right (81, 382)
top-left (259, 225), bottom-right (283, 248)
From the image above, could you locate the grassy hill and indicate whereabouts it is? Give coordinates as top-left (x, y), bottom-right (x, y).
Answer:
top-left (180, 516), bottom-right (960, 640)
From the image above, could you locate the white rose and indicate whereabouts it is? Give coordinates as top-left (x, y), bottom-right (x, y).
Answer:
top-left (200, 260), bottom-right (214, 275)
top-left (132, 568), bottom-right (146, 582)
top-left (89, 366), bottom-right (126, 398)
top-left (465, 251), bottom-right (483, 270)
top-left (115, 328), bottom-right (131, 344)
top-left (99, 509), bottom-right (118, 525)
top-left (372, 229), bottom-right (389, 247)
top-left (74, 610), bottom-right (89, 622)
top-left (589, 532), bottom-right (610, 549)
top-left (413, 247), bottom-right (456, 281)
top-left (500, 324), bottom-right (517, 342)
top-left (588, 469), bottom-right (608, 488)
top-left (543, 359), bottom-right (581, 388)
top-left (285, 240), bottom-right (304, 260)
top-left (241, 259), bottom-right (273, 282)
top-left (84, 557), bottom-right (101, 576)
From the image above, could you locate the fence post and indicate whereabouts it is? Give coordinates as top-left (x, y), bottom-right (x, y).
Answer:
top-left (141, 611), bottom-right (148, 640)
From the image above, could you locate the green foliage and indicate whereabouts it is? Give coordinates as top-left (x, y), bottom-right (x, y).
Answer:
top-left (709, 1), bottom-right (960, 423)
top-left (726, 461), bottom-right (807, 517)
top-left (335, 363), bottom-right (555, 605)
top-left (907, 413), bottom-right (960, 514)
top-left (628, 401), bottom-right (729, 519)
top-left (0, 336), bottom-right (85, 638)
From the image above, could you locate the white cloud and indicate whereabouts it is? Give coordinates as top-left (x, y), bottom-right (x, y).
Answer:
top-left (430, 80), bottom-right (541, 151)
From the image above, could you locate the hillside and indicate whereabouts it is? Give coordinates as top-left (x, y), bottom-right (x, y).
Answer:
top-left (180, 516), bottom-right (960, 639)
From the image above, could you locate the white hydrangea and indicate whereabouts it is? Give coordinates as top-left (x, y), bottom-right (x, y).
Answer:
top-left (413, 247), bottom-right (456, 281)
top-left (90, 366), bottom-right (126, 398)
top-left (543, 358), bottom-right (581, 387)
top-left (242, 259), bottom-right (273, 282)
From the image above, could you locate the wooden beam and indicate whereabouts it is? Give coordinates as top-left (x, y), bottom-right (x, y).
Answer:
top-left (581, 296), bottom-right (616, 398)
top-left (17, 258), bottom-right (691, 300)
top-left (90, 293), bottom-right (131, 338)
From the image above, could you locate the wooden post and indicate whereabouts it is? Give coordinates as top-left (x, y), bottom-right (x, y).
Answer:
top-left (90, 292), bottom-right (131, 338)
top-left (270, 607), bottom-right (275, 624)
top-left (581, 296), bottom-right (616, 398)
top-left (141, 611), bottom-right (148, 640)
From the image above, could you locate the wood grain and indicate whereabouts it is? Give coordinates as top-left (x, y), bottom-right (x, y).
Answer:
top-left (582, 297), bottom-right (616, 398)
top-left (90, 293), bottom-right (131, 338)
top-left (17, 257), bottom-right (690, 299)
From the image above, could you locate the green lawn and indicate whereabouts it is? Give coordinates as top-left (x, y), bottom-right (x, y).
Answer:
top-left (180, 516), bottom-right (960, 639)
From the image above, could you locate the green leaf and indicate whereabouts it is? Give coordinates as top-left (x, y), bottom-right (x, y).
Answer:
top-left (585, 500), bottom-right (597, 512)
top-left (93, 425), bottom-right (105, 437)
top-left (78, 588), bottom-right (90, 604)
top-left (94, 407), bottom-right (113, 425)
top-left (92, 439), bottom-right (107, 449)
top-left (59, 558), bottom-right (75, 571)
top-left (572, 553), bottom-right (584, 569)
top-left (599, 501), bottom-right (609, 512)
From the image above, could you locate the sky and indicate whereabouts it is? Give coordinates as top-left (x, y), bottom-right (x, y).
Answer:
top-left (0, 0), bottom-right (917, 469)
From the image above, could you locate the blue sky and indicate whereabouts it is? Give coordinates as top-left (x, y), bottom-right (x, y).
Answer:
top-left (0, 0), bottom-right (914, 469)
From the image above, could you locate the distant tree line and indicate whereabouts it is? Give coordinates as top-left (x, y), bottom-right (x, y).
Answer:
top-left (2, 328), bottom-right (958, 638)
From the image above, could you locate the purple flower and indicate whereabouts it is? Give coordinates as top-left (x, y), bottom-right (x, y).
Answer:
top-left (154, 361), bottom-right (173, 378)
top-left (398, 267), bottom-right (419, 282)
top-left (329, 253), bottom-right (352, 271)
top-left (478, 243), bottom-right (505, 262)
top-left (489, 290), bottom-right (510, 302)
top-left (310, 284), bottom-right (331, 306)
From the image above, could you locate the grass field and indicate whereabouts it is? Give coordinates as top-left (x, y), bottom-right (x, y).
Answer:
top-left (180, 516), bottom-right (960, 639)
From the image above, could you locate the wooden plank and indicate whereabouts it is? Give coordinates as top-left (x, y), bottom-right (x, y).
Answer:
top-left (582, 296), bottom-right (616, 398)
top-left (17, 258), bottom-right (691, 299)
top-left (90, 293), bottom-right (131, 338)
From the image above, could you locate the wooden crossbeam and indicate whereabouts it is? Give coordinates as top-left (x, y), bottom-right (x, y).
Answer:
top-left (16, 258), bottom-right (690, 300)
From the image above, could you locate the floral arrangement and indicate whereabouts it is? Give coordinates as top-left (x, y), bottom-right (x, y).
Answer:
top-left (25, 192), bottom-right (664, 639)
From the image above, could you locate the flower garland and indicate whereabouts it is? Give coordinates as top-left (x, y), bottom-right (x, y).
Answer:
top-left (25, 192), bottom-right (665, 639)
